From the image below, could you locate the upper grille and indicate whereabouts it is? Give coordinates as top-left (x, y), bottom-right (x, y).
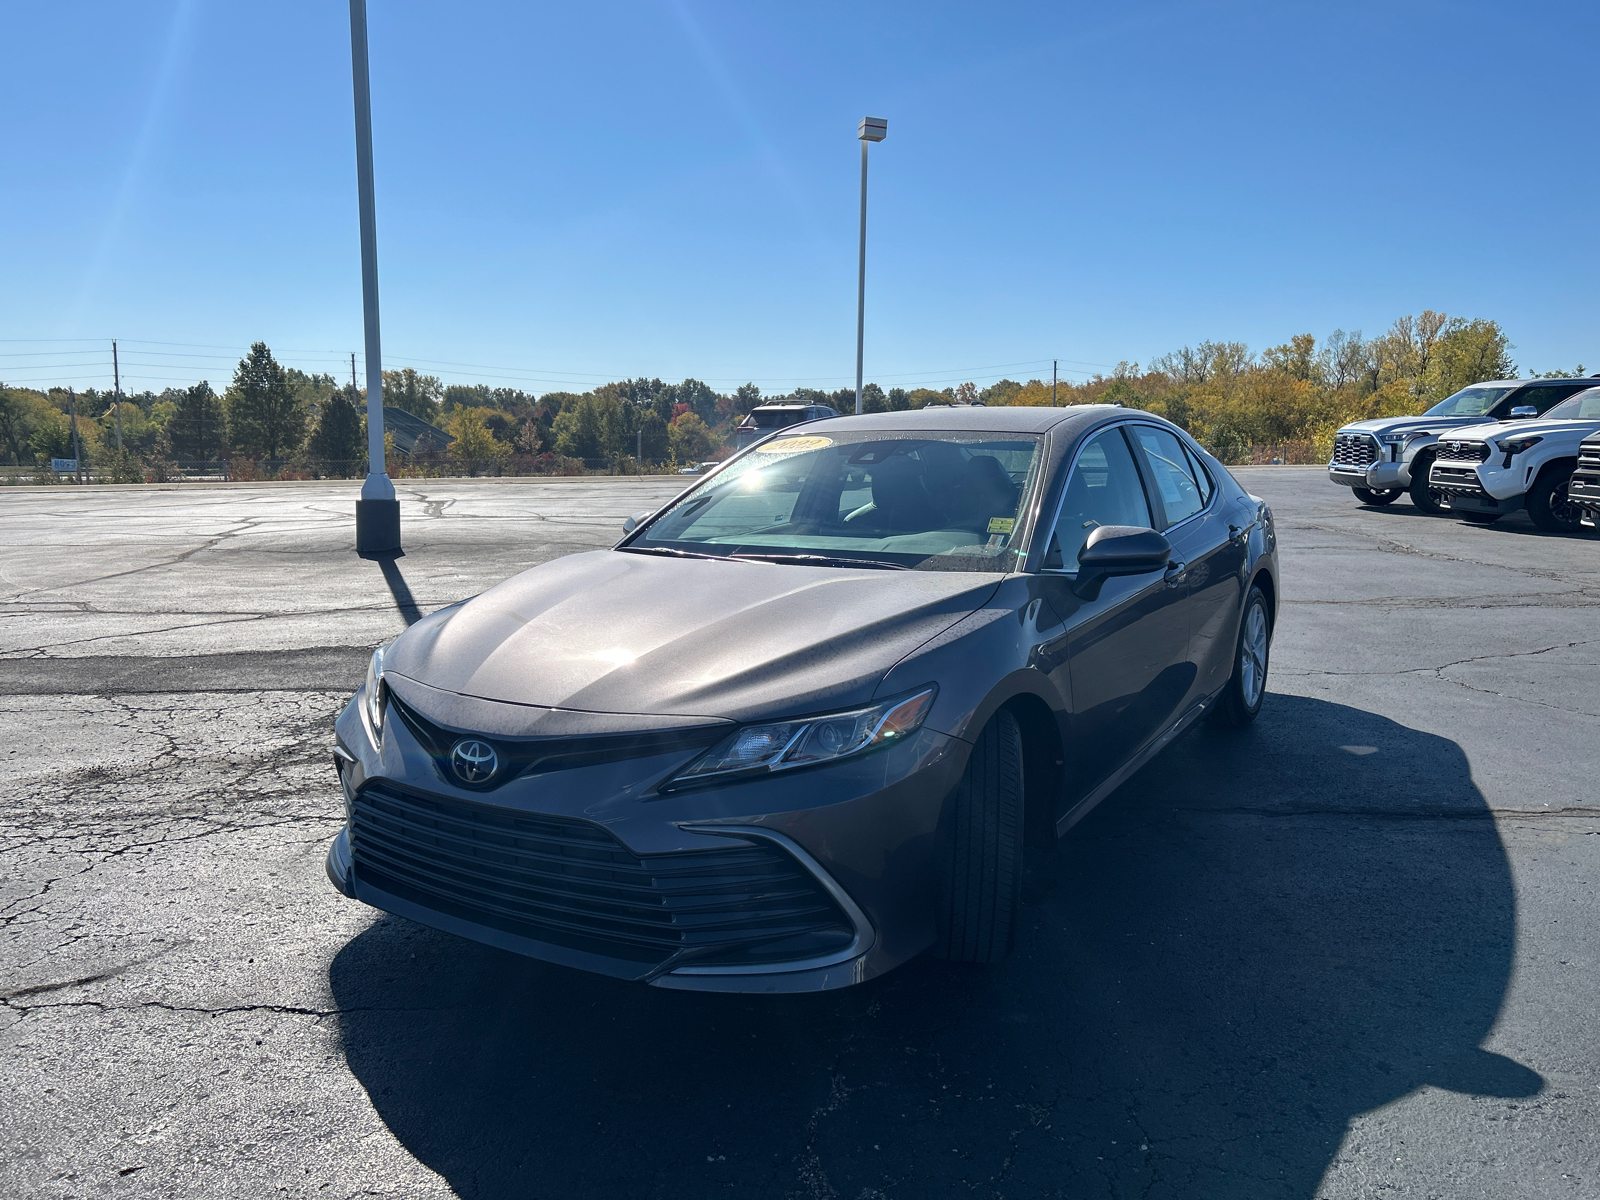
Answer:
top-left (1434, 440), bottom-right (1490, 463)
top-left (1331, 432), bottom-right (1379, 468)
top-left (1577, 443), bottom-right (1600, 472)
top-left (351, 781), bottom-right (855, 969)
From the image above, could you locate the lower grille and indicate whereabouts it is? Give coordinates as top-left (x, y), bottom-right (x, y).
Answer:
top-left (1434, 440), bottom-right (1490, 463)
top-left (1331, 432), bottom-right (1379, 469)
top-left (351, 781), bottom-right (855, 968)
top-left (1431, 464), bottom-right (1486, 496)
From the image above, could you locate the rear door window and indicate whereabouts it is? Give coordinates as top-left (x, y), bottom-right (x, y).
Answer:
top-left (1129, 425), bottom-right (1206, 528)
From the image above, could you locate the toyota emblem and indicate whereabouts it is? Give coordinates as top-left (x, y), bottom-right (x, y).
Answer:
top-left (450, 739), bottom-right (499, 784)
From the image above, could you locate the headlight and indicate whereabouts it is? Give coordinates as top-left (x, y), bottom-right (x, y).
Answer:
top-left (1496, 434), bottom-right (1542, 468)
top-left (665, 687), bottom-right (937, 788)
top-left (363, 642), bottom-right (391, 739)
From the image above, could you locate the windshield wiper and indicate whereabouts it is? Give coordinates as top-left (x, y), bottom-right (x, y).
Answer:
top-left (616, 545), bottom-right (725, 561)
top-left (729, 552), bottom-right (910, 571)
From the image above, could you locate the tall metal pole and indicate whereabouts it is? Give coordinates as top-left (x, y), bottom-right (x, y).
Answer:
top-left (349, 0), bottom-right (399, 551)
top-left (69, 388), bottom-right (83, 483)
top-left (854, 140), bottom-right (868, 416)
top-left (111, 340), bottom-right (123, 451)
top-left (854, 118), bottom-right (886, 416)
top-left (1052, 360), bottom-right (1057, 405)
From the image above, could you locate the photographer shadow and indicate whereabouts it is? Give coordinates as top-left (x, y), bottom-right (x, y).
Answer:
top-left (330, 694), bottom-right (1537, 1199)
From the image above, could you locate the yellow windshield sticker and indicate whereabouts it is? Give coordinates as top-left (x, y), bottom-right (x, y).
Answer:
top-left (762, 435), bottom-right (833, 454)
top-left (987, 517), bottom-right (1016, 534)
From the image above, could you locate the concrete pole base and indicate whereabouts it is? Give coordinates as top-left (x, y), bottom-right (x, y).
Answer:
top-left (356, 498), bottom-right (401, 552)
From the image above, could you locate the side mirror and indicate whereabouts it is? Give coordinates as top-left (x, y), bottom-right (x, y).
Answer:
top-left (1072, 525), bottom-right (1172, 600)
top-left (622, 509), bottom-right (653, 534)
top-left (1509, 406), bottom-right (1538, 419)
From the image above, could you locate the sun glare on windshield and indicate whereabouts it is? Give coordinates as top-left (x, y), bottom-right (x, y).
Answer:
top-left (631, 431), bottom-right (1044, 571)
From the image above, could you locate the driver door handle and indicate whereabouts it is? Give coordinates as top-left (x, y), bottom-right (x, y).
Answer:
top-left (1164, 560), bottom-right (1188, 588)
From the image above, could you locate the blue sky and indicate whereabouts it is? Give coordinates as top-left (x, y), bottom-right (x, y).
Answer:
top-left (4, 0), bottom-right (1597, 398)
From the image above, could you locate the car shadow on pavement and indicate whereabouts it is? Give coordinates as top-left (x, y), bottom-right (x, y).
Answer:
top-left (329, 695), bottom-right (1539, 1199)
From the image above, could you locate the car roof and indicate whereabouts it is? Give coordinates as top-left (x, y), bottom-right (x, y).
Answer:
top-left (803, 404), bottom-right (1126, 435)
top-left (1466, 378), bottom-right (1600, 387)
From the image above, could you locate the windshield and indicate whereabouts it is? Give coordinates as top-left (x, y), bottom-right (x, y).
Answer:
top-left (628, 430), bottom-right (1044, 572)
top-left (1541, 387), bottom-right (1600, 420)
top-left (1424, 385), bottom-right (1513, 417)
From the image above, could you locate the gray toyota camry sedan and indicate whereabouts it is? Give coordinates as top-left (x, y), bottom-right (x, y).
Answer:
top-left (326, 405), bottom-right (1278, 992)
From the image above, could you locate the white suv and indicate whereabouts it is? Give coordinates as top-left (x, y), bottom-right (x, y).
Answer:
top-left (1427, 386), bottom-right (1600, 532)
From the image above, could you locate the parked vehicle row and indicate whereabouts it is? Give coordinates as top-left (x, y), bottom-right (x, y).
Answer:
top-left (1328, 376), bottom-right (1600, 532)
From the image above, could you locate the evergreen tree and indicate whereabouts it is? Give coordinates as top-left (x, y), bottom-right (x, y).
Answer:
top-left (167, 381), bottom-right (227, 462)
top-left (225, 343), bottom-right (305, 461)
top-left (307, 388), bottom-right (365, 476)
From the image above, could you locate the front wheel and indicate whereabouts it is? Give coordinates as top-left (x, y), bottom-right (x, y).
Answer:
top-left (1209, 585), bottom-right (1271, 728)
top-left (1408, 454), bottom-right (1448, 514)
top-left (1526, 466), bottom-right (1584, 533)
top-left (935, 709), bottom-right (1023, 964)
top-left (1353, 487), bottom-right (1401, 506)
top-left (1459, 511), bottom-right (1501, 525)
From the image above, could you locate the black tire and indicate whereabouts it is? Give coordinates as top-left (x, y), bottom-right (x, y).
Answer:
top-left (1459, 510), bottom-right (1500, 525)
top-left (1526, 465), bottom-right (1584, 533)
top-left (1353, 487), bottom-right (1401, 506)
top-left (1408, 453), bottom-right (1448, 514)
top-left (1209, 585), bottom-right (1271, 729)
top-left (935, 709), bottom-right (1023, 964)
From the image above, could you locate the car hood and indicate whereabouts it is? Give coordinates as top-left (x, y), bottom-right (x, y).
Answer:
top-left (1338, 415), bottom-right (1498, 437)
top-left (384, 550), bottom-right (1003, 723)
top-left (1444, 418), bottom-right (1600, 444)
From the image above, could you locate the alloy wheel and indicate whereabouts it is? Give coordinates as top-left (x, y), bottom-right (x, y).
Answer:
top-left (1241, 603), bottom-right (1269, 707)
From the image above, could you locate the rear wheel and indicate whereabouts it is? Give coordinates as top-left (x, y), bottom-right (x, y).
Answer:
top-left (1209, 585), bottom-right (1271, 728)
top-left (935, 709), bottom-right (1023, 964)
top-left (1353, 487), bottom-right (1401, 506)
top-left (1527, 466), bottom-right (1584, 533)
top-left (1408, 453), bottom-right (1448, 514)
top-left (1459, 511), bottom-right (1501, 525)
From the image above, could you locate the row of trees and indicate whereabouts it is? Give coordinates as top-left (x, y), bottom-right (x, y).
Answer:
top-left (0, 311), bottom-right (1564, 478)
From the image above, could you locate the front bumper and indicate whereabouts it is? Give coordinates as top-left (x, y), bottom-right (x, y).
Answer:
top-left (1430, 459), bottom-right (1527, 514)
top-left (1328, 461), bottom-right (1409, 490)
top-left (326, 690), bottom-right (967, 993)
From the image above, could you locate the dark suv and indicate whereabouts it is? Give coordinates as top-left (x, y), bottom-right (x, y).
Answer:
top-left (1328, 377), bottom-right (1600, 512)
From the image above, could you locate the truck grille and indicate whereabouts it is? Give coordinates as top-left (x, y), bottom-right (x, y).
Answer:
top-left (1331, 433), bottom-right (1379, 468)
top-left (351, 781), bottom-right (855, 968)
top-left (1434, 439), bottom-right (1490, 463)
top-left (1430, 463), bottom-right (1485, 496)
top-left (1570, 443), bottom-right (1600, 506)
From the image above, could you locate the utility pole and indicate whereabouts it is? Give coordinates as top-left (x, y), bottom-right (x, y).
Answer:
top-left (349, 0), bottom-right (399, 551)
top-left (1052, 360), bottom-right (1057, 406)
top-left (111, 340), bottom-right (123, 451)
top-left (69, 388), bottom-right (83, 483)
top-left (855, 116), bottom-right (887, 416)
top-left (637, 426), bottom-right (642, 465)
top-left (351, 353), bottom-right (359, 397)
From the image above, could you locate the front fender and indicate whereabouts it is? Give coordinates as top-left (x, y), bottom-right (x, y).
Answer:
top-left (875, 575), bottom-right (1066, 745)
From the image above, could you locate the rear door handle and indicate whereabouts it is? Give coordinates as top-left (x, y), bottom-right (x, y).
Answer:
top-left (1228, 524), bottom-right (1248, 545)
top-left (1164, 561), bottom-right (1188, 588)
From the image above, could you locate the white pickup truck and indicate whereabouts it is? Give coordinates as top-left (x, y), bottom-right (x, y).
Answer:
top-left (1427, 385), bottom-right (1600, 532)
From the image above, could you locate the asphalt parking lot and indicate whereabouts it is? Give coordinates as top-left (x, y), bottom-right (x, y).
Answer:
top-left (2, 468), bottom-right (1597, 1200)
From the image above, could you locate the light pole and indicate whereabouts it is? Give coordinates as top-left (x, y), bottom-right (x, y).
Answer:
top-left (855, 116), bottom-right (886, 416)
top-left (349, 0), bottom-right (399, 552)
